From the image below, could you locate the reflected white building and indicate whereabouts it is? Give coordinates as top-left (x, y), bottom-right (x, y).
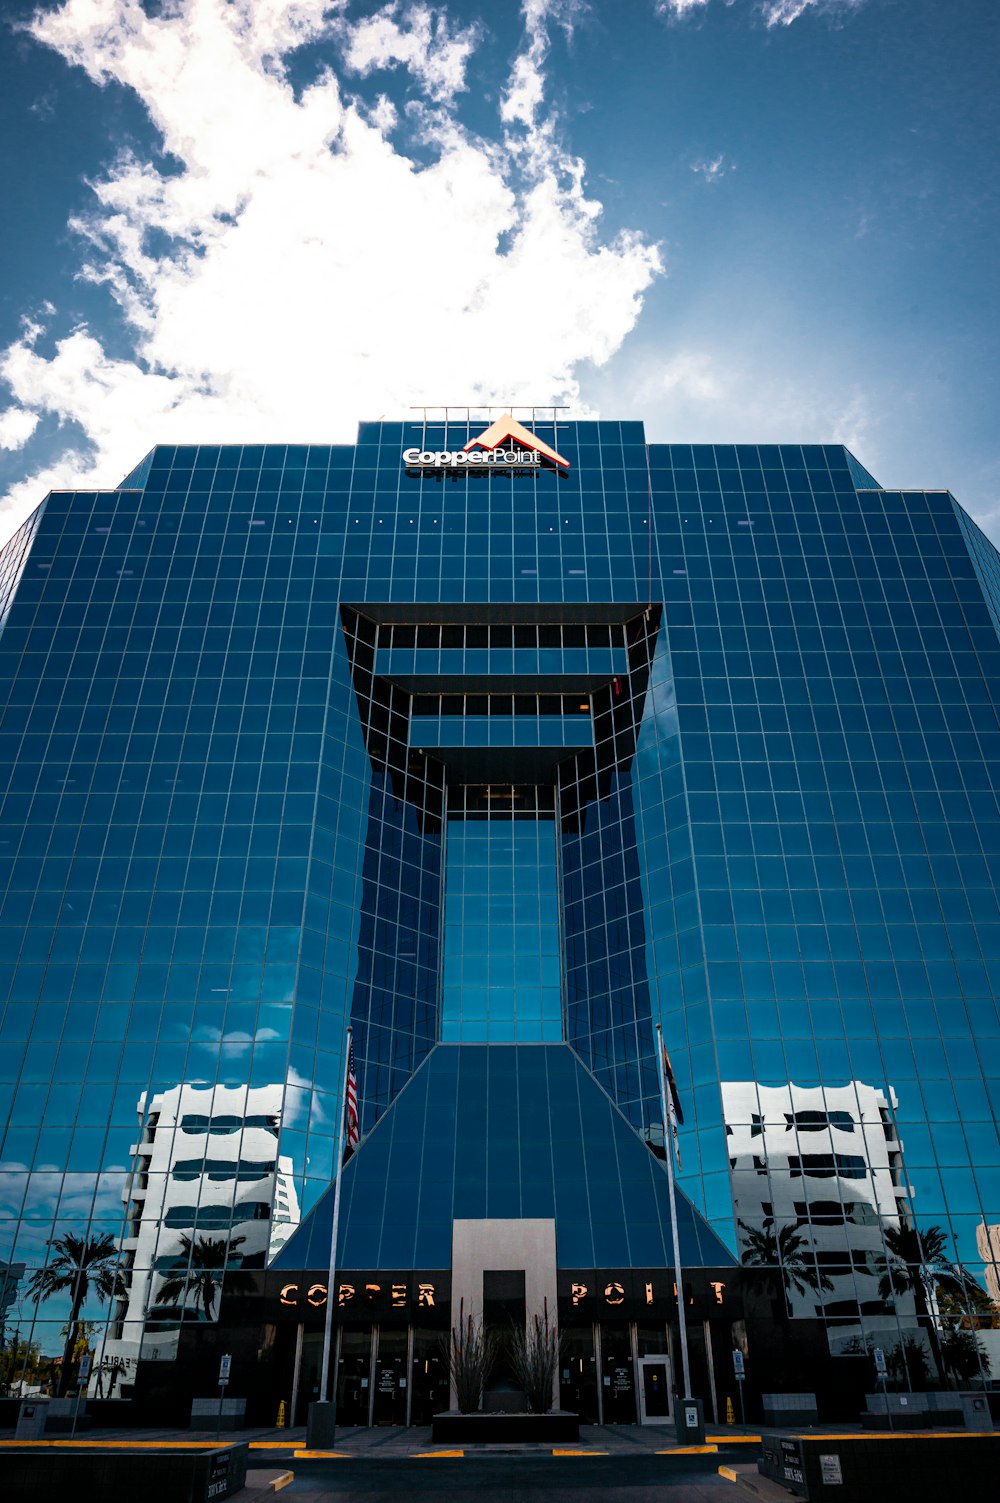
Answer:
top-left (722, 1080), bottom-right (914, 1345)
top-left (94, 1083), bottom-right (300, 1384)
top-left (977, 1220), bottom-right (1000, 1304)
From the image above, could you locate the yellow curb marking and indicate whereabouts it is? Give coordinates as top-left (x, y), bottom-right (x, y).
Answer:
top-left (789, 1431), bottom-right (983, 1442)
top-left (706, 1435), bottom-right (761, 1444)
top-left (552, 1448), bottom-right (608, 1455)
top-left (413, 1449), bottom-right (465, 1457)
top-left (0, 1440), bottom-right (228, 1450)
top-left (657, 1444), bottom-right (719, 1455)
top-left (270, 1473), bottom-right (294, 1493)
top-left (718, 1464), bottom-right (739, 1482)
top-left (291, 1450), bottom-right (350, 1459)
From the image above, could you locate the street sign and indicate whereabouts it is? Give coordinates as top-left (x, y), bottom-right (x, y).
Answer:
top-left (219, 1353), bottom-right (232, 1385)
top-left (820, 1454), bottom-right (844, 1485)
top-left (873, 1348), bottom-right (887, 1377)
top-left (732, 1349), bottom-right (745, 1379)
top-left (78, 1352), bottom-right (92, 1381)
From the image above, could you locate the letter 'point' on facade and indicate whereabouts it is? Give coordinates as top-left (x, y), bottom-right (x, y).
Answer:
top-left (1, 411), bottom-right (999, 1427)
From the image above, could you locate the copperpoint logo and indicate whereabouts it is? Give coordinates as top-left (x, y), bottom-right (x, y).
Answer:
top-left (402, 413), bottom-right (569, 471)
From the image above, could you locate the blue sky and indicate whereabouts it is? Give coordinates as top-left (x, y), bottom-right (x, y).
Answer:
top-left (0, 0), bottom-right (997, 541)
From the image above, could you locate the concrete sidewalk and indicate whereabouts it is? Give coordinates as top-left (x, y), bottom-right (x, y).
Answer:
top-left (0, 1421), bottom-right (767, 1457)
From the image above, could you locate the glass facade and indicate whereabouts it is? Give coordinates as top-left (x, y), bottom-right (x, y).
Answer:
top-left (1, 418), bottom-right (999, 1402)
top-left (440, 791), bottom-right (561, 1042)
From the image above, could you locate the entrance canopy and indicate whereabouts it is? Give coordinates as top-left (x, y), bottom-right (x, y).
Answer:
top-left (272, 1043), bottom-right (736, 1272)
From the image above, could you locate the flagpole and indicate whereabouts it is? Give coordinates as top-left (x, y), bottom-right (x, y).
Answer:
top-left (656, 1023), bottom-right (693, 1402)
top-left (318, 1025), bottom-right (353, 1411)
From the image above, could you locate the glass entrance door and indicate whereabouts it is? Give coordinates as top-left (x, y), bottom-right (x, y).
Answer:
top-left (295, 1331), bottom-right (324, 1426)
top-left (559, 1327), bottom-right (600, 1423)
top-left (336, 1328), bottom-right (374, 1427)
top-left (410, 1330), bottom-right (449, 1424)
top-left (371, 1329), bottom-right (408, 1426)
top-left (638, 1356), bottom-right (672, 1425)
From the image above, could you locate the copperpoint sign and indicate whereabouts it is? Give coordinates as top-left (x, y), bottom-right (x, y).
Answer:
top-left (403, 412), bottom-right (569, 471)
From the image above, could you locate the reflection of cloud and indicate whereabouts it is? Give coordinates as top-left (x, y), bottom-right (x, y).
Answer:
top-left (0, 0), bottom-right (660, 541)
top-left (8, 1169), bottom-right (128, 1225)
top-left (59, 1171), bottom-right (129, 1223)
top-left (190, 1026), bottom-right (284, 1047)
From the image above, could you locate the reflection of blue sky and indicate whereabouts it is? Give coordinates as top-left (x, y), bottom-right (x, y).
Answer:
top-left (442, 819), bottom-right (562, 1042)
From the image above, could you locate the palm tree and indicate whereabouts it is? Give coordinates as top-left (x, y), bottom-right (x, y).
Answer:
top-left (153, 1234), bottom-right (256, 1322)
top-left (738, 1218), bottom-right (834, 1314)
top-left (26, 1233), bottom-right (125, 1397)
top-left (877, 1224), bottom-right (960, 1386)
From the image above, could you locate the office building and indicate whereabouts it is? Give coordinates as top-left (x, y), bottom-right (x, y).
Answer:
top-left (1, 414), bottom-right (998, 1421)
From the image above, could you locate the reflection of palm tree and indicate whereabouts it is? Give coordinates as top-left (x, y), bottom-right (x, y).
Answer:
top-left (877, 1225), bottom-right (958, 1384)
top-left (738, 1218), bottom-right (834, 1313)
top-left (25, 1234), bottom-right (125, 1397)
top-left (153, 1234), bottom-right (255, 1322)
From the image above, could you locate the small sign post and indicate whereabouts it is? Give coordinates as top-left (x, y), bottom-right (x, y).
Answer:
top-left (217, 1354), bottom-right (232, 1440)
top-left (873, 1348), bottom-right (893, 1432)
top-left (72, 1351), bottom-right (91, 1439)
top-left (732, 1348), bottom-right (746, 1427)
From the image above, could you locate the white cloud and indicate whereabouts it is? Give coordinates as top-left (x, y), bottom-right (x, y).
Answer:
top-left (760, 0), bottom-right (866, 25)
top-left (0, 0), bottom-right (661, 542)
top-left (0, 408), bottom-right (40, 452)
top-left (339, 2), bottom-right (481, 104)
top-left (501, 0), bottom-right (586, 132)
top-left (655, 0), bottom-right (709, 18)
top-left (690, 153), bottom-right (734, 183)
top-left (656, 0), bottom-right (866, 24)
top-left (625, 346), bottom-right (875, 460)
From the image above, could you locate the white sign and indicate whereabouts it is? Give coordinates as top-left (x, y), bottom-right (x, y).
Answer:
top-left (684, 1405), bottom-right (698, 1428)
top-left (820, 1455), bottom-right (843, 1485)
top-left (873, 1348), bottom-right (887, 1377)
top-left (403, 447), bottom-right (541, 470)
top-left (732, 1349), bottom-right (745, 1379)
top-left (78, 1352), bottom-right (92, 1380)
top-left (218, 1353), bottom-right (232, 1384)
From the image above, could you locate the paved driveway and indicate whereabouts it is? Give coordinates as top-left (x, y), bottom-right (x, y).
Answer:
top-left (263, 1451), bottom-right (738, 1501)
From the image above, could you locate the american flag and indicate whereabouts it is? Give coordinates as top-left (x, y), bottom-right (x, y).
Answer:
top-left (661, 1038), bottom-right (684, 1171)
top-left (344, 1038), bottom-right (360, 1157)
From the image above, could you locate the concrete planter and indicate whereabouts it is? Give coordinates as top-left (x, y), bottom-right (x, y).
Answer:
top-left (190, 1396), bottom-right (246, 1431)
top-left (762, 1392), bottom-right (818, 1427)
top-left (2, 1441), bottom-right (248, 1502)
top-left (862, 1391), bottom-right (980, 1430)
top-left (432, 1410), bottom-right (579, 1444)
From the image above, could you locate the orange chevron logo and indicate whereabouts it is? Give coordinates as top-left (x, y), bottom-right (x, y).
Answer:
top-left (464, 413), bottom-right (569, 469)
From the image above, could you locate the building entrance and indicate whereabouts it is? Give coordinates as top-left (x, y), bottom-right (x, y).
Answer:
top-left (637, 1356), bottom-right (672, 1424)
top-left (336, 1328), bottom-right (374, 1426)
top-left (558, 1327), bottom-right (600, 1423)
top-left (410, 1330), bottom-right (449, 1424)
top-left (600, 1324), bottom-right (637, 1424)
top-left (372, 1329), bottom-right (407, 1425)
top-left (294, 1330), bottom-right (323, 1425)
